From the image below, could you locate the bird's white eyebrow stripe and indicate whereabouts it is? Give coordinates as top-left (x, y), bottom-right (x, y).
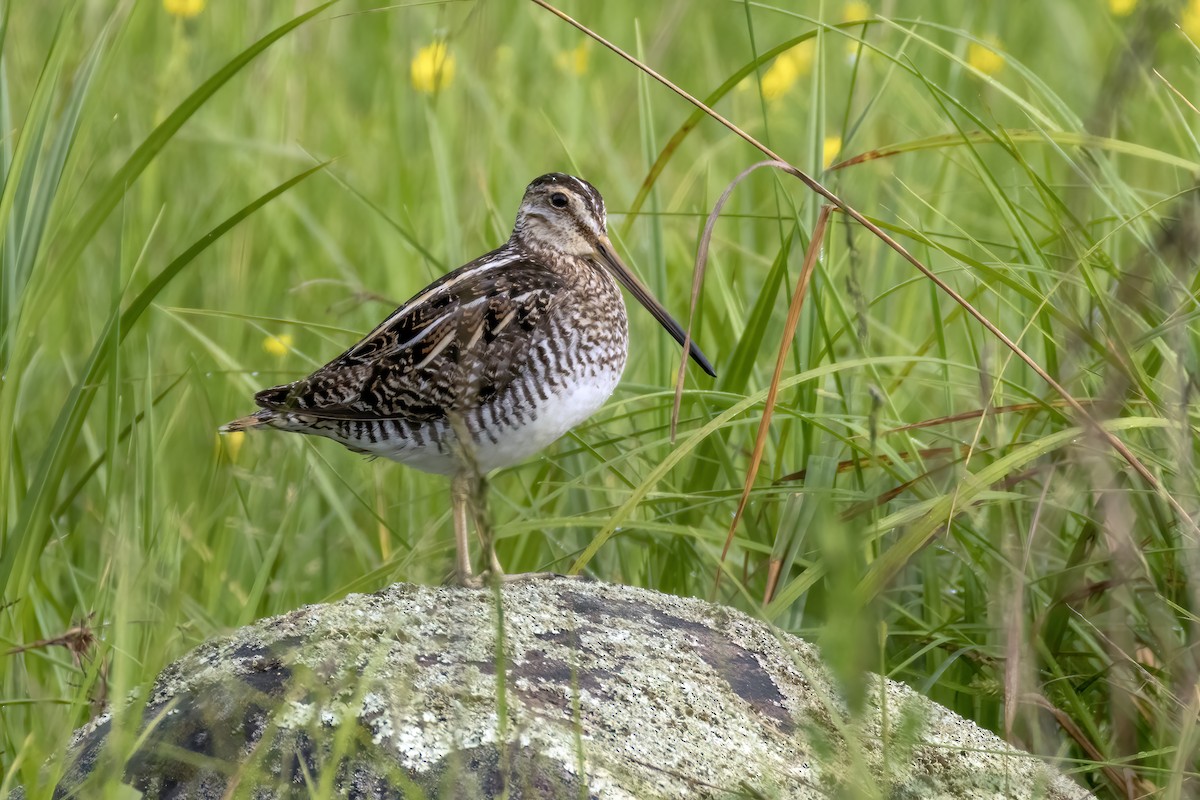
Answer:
top-left (565, 174), bottom-right (589, 197)
top-left (568, 175), bottom-right (605, 228)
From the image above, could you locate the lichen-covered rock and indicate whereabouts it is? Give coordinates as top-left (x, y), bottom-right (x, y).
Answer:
top-left (52, 579), bottom-right (1093, 799)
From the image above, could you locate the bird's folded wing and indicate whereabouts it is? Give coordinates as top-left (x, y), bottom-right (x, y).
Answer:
top-left (254, 256), bottom-right (565, 423)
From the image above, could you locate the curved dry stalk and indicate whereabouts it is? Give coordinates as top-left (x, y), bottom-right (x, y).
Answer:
top-left (722, 204), bottom-right (830, 598)
top-left (671, 158), bottom-right (800, 441)
top-left (528, 0), bottom-right (1199, 566)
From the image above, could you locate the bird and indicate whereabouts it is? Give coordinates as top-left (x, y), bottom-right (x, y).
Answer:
top-left (220, 173), bottom-right (715, 585)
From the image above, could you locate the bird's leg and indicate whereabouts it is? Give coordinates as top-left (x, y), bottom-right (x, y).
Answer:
top-left (450, 470), bottom-right (476, 586)
top-left (449, 433), bottom-right (574, 584)
top-left (447, 412), bottom-right (497, 586)
top-left (466, 471), bottom-right (504, 579)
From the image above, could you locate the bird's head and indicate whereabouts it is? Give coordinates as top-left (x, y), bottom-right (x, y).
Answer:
top-left (511, 172), bottom-right (716, 378)
top-left (512, 173), bottom-right (608, 258)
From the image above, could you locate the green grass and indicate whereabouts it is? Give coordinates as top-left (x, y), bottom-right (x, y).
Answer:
top-left (3, 0), bottom-right (1200, 796)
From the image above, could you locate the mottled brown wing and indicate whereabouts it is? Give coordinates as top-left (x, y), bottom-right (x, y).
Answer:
top-left (254, 248), bottom-right (565, 422)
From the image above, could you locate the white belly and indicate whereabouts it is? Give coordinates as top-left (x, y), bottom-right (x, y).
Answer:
top-left (470, 365), bottom-right (622, 473)
top-left (295, 361), bottom-right (624, 476)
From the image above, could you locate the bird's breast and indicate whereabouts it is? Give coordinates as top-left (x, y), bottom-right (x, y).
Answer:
top-left (458, 275), bottom-right (627, 472)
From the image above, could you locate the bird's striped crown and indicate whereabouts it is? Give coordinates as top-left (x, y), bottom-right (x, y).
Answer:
top-left (512, 173), bottom-right (608, 258)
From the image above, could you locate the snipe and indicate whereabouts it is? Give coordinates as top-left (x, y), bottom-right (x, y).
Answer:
top-left (221, 173), bottom-right (715, 584)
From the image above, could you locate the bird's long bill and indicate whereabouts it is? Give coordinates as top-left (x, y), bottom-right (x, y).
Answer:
top-left (595, 236), bottom-right (716, 377)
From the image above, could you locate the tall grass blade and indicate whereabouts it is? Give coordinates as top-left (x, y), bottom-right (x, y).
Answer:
top-left (46, 2), bottom-right (336, 297)
top-left (0, 7), bottom-right (71, 363)
top-left (853, 417), bottom-right (1173, 605)
top-left (716, 201), bottom-right (829, 588)
top-left (568, 356), bottom-right (926, 575)
top-left (530, 0), bottom-right (1194, 541)
top-left (0, 162), bottom-right (328, 596)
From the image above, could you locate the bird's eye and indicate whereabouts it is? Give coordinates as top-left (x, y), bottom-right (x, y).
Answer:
top-left (550, 192), bottom-right (569, 209)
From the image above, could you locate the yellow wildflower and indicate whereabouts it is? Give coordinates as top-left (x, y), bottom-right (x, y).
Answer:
top-left (1183, 0), bottom-right (1200, 40)
top-left (967, 37), bottom-right (1005, 76)
top-left (1108, 0), bottom-right (1137, 15)
top-left (163, 0), bottom-right (204, 18)
top-left (411, 42), bottom-right (455, 94)
top-left (823, 136), bottom-right (842, 168)
top-left (842, 1), bottom-right (871, 21)
top-left (554, 42), bottom-right (589, 76)
top-left (263, 333), bottom-right (293, 357)
top-left (219, 431), bottom-right (245, 463)
top-left (760, 41), bottom-right (815, 101)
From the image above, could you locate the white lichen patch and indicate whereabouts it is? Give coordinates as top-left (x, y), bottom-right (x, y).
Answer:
top-left (393, 722), bottom-right (436, 768)
top-left (278, 700), bottom-right (315, 728)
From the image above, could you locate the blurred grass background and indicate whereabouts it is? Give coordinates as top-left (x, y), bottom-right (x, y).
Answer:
top-left (3, 0), bottom-right (1200, 796)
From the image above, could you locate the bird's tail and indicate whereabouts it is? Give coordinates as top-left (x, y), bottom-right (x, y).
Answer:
top-left (218, 410), bottom-right (274, 433)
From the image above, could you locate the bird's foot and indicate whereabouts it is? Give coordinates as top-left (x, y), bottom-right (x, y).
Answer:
top-left (455, 570), bottom-right (590, 588)
top-left (455, 571), bottom-right (486, 589)
top-left (490, 571), bottom-right (590, 584)
top-left (507, 571), bottom-right (592, 582)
